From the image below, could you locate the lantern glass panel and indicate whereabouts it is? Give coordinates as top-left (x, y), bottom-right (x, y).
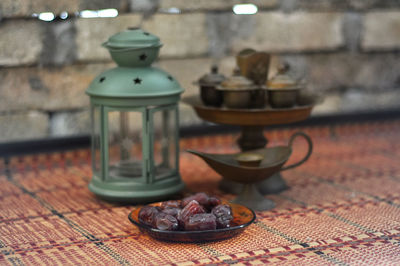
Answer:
top-left (152, 107), bottom-right (177, 180)
top-left (91, 105), bottom-right (101, 175)
top-left (108, 110), bottom-right (144, 179)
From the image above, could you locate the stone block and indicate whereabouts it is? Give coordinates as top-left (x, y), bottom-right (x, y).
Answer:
top-left (0, 19), bottom-right (43, 66)
top-left (159, 0), bottom-right (277, 11)
top-left (76, 13), bottom-right (208, 61)
top-left (0, 111), bottom-right (48, 142)
top-left (206, 13), bottom-right (256, 58)
top-left (0, 63), bottom-right (114, 112)
top-left (312, 93), bottom-right (342, 115)
top-left (362, 11), bottom-right (400, 51)
top-left (342, 13), bottom-right (362, 53)
top-left (278, 53), bottom-right (400, 92)
top-left (231, 12), bottom-right (344, 53)
top-left (50, 109), bottom-right (90, 136)
top-left (283, 0), bottom-right (400, 11)
top-left (79, 0), bottom-right (129, 12)
top-left (340, 89), bottom-right (400, 112)
top-left (313, 89), bottom-right (400, 115)
top-left (280, 0), bottom-right (299, 13)
top-left (286, 0), bottom-right (351, 11)
top-left (0, 0), bottom-right (129, 18)
top-left (129, 0), bottom-right (159, 19)
top-left (0, 0), bottom-right (78, 18)
top-left (75, 14), bottom-right (142, 62)
top-left (142, 13), bottom-right (209, 58)
top-left (40, 19), bottom-right (77, 66)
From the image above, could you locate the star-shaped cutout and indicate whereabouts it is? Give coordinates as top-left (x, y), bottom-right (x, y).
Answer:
top-left (99, 77), bottom-right (106, 83)
top-left (139, 53), bottom-right (147, 61)
top-left (167, 76), bottom-right (173, 81)
top-left (133, 78), bottom-right (142, 84)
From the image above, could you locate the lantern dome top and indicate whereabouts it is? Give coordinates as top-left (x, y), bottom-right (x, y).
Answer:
top-left (102, 28), bottom-right (162, 67)
top-left (86, 66), bottom-right (183, 98)
top-left (103, 27), bottom-right (162, 49)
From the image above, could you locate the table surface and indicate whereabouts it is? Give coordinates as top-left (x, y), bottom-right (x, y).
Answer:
top-left (1, 120), bottom-right (400, 265)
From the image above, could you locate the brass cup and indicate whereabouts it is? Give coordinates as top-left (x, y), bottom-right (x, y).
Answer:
top-left (267, 88), bottom-right (299, 108)
top-left (235, 153), bottom-right (264, 167)
top-left (222, 88), bottom-right (266, 109)
top-left (200, 85), bottom-right (223, 107)
top-left (223, 90), bottom-right (252, 109)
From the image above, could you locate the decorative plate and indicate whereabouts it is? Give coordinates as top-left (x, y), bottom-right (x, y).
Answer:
top-left (128, 202), bottom-right (256, 243)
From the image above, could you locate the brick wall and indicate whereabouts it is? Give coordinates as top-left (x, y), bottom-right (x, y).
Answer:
top-left (0, 0), bottom-right (400, 142)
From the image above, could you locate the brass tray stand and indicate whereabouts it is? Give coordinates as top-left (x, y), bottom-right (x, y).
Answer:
top-left (182, 95), bottom-right (316, 194)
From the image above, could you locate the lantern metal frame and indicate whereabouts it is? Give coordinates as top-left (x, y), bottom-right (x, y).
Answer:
top-left (86, 28), bottom-right (185, 203)
top-left (88, 101), bottom-right (183, 203)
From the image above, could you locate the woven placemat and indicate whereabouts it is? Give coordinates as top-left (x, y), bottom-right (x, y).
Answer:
top-left (1, 120), bottom-right (400, 265)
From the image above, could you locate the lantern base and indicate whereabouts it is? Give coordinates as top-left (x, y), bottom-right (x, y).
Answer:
top-left (88, 174), bottom-right (185, 204)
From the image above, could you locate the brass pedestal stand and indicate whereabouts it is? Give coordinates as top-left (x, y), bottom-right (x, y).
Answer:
top-left (183, 95), bottom-right (316, 194)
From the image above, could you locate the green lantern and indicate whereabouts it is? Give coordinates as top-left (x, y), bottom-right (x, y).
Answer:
top-left (86, 28), bottom-right (184, 203)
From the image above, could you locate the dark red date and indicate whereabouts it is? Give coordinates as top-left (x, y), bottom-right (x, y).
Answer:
top-left (181, 192), bottom-right (209, 207)
top-left (155, 213), bottom-right (179, 231)
top-left (184, 213), bottom-right (217, 231)
top-left (138, 193), bottom-right (233, 232)
top-left (208, 196), bottom-right (221, 209)
top-left (138, 206), bottom-right (160, 227)
top-left (211, 204), bottom-right (233, 229)
top-left (177, 200), bottom-right (205, 225)
top-left (161, 207), bottom-right (181, 218)
top-left (160, 200), bottom-right (181, 209)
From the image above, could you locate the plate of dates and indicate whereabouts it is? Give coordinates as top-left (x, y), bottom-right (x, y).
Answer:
top-left (128, 193), bottom-right (256, 243)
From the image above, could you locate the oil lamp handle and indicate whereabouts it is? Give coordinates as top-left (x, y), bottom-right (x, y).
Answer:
top-left (281, 131), bottom-right (313, 171)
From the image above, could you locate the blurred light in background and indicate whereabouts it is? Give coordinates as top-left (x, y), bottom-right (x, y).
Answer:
top-left (233, 4), bottom-right (258, 15)
top-left (80, 10), bottom-right (98, 18)
top-left (80, 8), bottom-right (118, 18)
top-left (38, 12), bottom-right (55, 21)
top-left (98, 9), bottom-right (119, 18)
top-left (165, 7), bottom-right (181, 14)
top-left (60, 12), bottom-right (69, 20)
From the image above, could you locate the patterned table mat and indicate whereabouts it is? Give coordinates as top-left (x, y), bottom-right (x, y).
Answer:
top-left (1, 120), bottom-right (400, 265)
